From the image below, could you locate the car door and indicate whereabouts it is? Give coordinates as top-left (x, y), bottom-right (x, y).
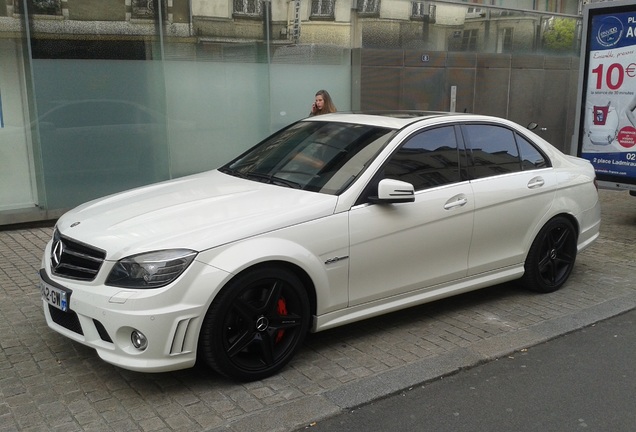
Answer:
top-left (462, 123), bottom-right (557, 276)
top-left (348, 125), bottom-right (475, 306)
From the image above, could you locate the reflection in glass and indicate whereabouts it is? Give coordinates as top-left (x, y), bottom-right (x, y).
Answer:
top-left (464, 124), bottom-right (522, 177)
top-left (224, 120), bottom-right (394, 195)
top-left (233, 0), bottom-right (263, 17)
top-left (311, 0), bottom-right (335, 19)
top-left (385, 126), bottom-right (461, 190)
top-left (15, 0), bottom-right (62, 15)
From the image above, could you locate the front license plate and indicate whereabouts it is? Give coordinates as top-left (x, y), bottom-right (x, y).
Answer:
top-left (40, 279), bottom-right (70, 312)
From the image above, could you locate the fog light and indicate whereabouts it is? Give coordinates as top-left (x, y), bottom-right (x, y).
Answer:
top-left (131, 330), bottom-right (148, 350)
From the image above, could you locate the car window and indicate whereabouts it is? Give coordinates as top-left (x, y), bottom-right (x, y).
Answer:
top-left (463, 124), bottom-right (521, 178)
top-left (384, 126), bottom-right (461, 191)
top-left (222, 121), bottom-right (395, 195)
top-left (516, 133), bottom-right (548, 170)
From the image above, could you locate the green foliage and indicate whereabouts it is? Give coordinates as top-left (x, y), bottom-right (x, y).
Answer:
top-left (543, 18), bottom-right (576, 53)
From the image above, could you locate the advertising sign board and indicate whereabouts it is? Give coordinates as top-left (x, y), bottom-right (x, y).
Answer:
top-left (572, 0), bottom-right (636, 193)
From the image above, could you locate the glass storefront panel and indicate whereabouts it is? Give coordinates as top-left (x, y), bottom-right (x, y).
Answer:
top-left (31, 59), bottom-right (170, 208)
top-left (163, 60), bottom-right (271, 178)
top-left (163, 56), bottom-right (351, 179)
top-left (0, 38), bottom-right (38, 212)
top-left (357, 1), bottom-right (581, 55)
top-left (0, 0), bottom-right (581, 224)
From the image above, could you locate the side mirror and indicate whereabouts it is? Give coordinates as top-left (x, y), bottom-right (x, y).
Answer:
top-left (370, 179), bottom-right (415, 203)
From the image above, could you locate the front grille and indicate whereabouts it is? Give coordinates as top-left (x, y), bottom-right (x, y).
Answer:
top-left (48, 304), bottom-right (83, 335)
top-left (50, 229), bottom-right (106, 281)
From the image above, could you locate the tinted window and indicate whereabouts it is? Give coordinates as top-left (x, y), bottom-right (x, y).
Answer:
top-left (223, 121), bottom-right (395, 195)
top-left (516, 133), bottom-right (548, 170)
top-left (384, 126), bottom-right (461, 191)
top-left (463, 124), bottom-right (521, 178)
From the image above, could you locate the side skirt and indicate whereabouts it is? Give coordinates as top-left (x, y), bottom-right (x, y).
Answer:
top-left (311, 265), bottom-right (524, 332)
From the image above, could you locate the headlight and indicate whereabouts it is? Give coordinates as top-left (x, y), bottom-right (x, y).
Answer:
top-left (105, 249), bottom-right (197, 289)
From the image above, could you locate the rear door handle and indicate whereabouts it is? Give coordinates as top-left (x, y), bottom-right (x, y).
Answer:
top-left (527, 177), bottom-right (545, 189)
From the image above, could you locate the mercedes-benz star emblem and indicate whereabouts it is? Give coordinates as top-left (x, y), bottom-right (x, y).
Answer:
top-left (51, 240), bottom-right (64, 271)
top-left (255, 316), bottom-right (269, 332)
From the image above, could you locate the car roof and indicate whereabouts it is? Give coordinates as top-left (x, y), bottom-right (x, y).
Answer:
top-left (302, 111), bottom-right (501, 130)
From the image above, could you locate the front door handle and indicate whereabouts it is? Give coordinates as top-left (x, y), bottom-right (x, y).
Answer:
top-left (444, 195), bottom-right (468, 210)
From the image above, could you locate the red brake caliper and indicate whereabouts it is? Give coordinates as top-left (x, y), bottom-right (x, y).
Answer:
top-left (275, 297), bottom-right (287, 343)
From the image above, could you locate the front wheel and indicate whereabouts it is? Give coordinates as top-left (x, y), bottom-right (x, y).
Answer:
top-left (521, 217), bottom-right (578, 293)
top-left (199, 266), bottom-right (310, 381)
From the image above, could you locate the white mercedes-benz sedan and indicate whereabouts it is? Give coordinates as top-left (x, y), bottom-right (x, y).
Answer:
top-left (40, 113), bottom-right (601, 381)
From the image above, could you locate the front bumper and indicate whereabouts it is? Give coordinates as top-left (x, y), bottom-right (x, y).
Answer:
top-left (40, 250), bottom-right (231, 373)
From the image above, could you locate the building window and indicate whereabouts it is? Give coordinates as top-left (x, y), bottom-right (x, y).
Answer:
top-left (500, 27), bottom-right (513, 53)
top-left (311, 0), bottom-right (334, 19)
top-left (461, 29), bottom-right (478, 51)
top-left (358, 0), bottom-right (380, 17)
top-left (15, 0), bottom-right (62, 15)
top-left (411, 2), bottom-right (435, 21)
top-left (233, 0), bottom-right (263, 17)
top-left (545, 0), bottom-right (563, 13)
top-left (132, 0), bottom-right (167, 19)
top-left (465, 7), bottom-right (484, 18)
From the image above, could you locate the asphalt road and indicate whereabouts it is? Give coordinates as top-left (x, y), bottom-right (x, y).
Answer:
top-left (301, 309), bottom-right (636, 432)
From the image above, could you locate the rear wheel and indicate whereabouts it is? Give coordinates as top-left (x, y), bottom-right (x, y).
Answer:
top-left (521, 217), bottom-right (577, 293)
top-left (199, 266), bottom-right (310, 381)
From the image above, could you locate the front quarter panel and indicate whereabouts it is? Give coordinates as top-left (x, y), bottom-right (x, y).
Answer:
top-left (197, 211), bottom-right (350, 316)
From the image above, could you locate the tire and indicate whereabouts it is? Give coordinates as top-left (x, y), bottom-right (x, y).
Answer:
top-left (521, 216), bottom-right (578, 293)
top-left (199, 266), bottom-right (310, 381)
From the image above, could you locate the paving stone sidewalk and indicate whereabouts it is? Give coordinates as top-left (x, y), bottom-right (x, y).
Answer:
top-left (1, 190), bottom-right (634, 432)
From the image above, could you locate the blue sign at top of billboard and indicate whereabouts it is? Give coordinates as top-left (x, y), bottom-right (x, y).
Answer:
top-left (590, 12), bottom-right (636, 51)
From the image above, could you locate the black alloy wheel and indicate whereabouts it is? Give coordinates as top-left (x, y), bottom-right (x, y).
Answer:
top-left (199, 266), bottom-right (310, 382)
top-left (522, 216), bottom-right (578, 293)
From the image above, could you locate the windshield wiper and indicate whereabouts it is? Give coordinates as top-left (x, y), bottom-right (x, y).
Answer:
top-left (219, 167), bottom-right (246, 178)
top-left (244, 172), bottom-right (302, 189)
top-left (220, 167), bottom-right (302, 189)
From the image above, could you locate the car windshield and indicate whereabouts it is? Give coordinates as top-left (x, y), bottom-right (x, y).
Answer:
top-left (221, 120), bottom-right (395, 195)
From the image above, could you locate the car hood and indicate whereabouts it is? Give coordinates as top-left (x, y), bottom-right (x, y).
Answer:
top-left (55, 170), bottom-right (339, 260)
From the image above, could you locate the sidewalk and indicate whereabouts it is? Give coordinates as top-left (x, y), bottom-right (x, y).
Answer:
top-left (1, 190), bottom-right (634, 432)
